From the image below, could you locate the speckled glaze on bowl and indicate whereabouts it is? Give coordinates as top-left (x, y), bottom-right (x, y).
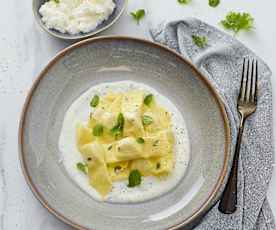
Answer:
top-left (19, 36), bottom-right (231, 230)
top-left (32, 0), bottom-right (127, 40)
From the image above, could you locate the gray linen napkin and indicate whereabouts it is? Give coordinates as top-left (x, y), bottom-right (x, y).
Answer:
top-left (150, 18), bottom-right (275, 230)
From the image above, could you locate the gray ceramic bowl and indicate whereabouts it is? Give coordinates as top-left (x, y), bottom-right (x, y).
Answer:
top-left (33, 0), bottom-right (127, 40)
top-left (19, 36), bottom-right (231, 230)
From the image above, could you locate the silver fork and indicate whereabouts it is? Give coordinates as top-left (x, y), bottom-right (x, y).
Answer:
top-left (218, 58), bottom-right (258, 214)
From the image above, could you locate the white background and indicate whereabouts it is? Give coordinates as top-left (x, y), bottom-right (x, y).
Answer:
top-left (0, 0), bottom-right (276, 229)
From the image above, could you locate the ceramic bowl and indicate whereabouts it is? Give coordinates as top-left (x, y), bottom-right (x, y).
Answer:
top-left (32, 0), bottom-right (127, 40)
top-left (19, 36), bottom-right (231, 230)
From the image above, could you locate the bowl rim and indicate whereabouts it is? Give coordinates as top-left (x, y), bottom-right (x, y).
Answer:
top-left (18, 36), bottom-right (231, 230)
top-left (32, 0), bottom-right (127, 40)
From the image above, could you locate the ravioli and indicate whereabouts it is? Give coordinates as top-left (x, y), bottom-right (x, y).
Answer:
top-left (80, 143), bottom-right (112, 197)
top-left (75, 90), bottom-right (175, 198)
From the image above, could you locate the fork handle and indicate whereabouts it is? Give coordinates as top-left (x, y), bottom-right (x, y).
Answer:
top-left (218, 114), bottom-right (245, 214)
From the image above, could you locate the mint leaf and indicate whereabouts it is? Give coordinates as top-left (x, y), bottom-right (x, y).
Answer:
top-left (209, 0), bottom-right (220, 7)
top-left (136, 137), bottom-right (145, 144)
top-left (128, 170), bottom-right (142, 187)
top-left (142, 115), bottom-right (153, 126)
top-left (144, 94), bottom-right (154, 106)
top-left (110, 113), bottom-right (124, 138)
top-left (178, 0), bottom-right (191, 4)
top-left (90, 95), bottom-right (100, 107)
top-left (76, 162), bottom-right (88, 174)
top-left (130, 9), bottom-right (145, 24)
top-left (93, 124), bottom-right (104, 136)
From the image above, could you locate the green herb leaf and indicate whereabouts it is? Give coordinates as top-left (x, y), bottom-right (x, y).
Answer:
top-left (110, 113), bottom-right (125, 138)
top-left (142, 115), bottom-right (153, 126)
top-left (192, 35), bottom-right (208, 48)
top-left (156, 162), bottom-right (161, 169)
top-left (153, 140), bottom-right (159, 147)
top-left (221, 12), bottom-right (254, 34)
top-left (93, 124), bottom-right (104, 136)
top-left (117, 113), bottom-right (124, 127)
top-left (90, 95), bottom-right (100, 107)
top-left (108, 145), bottom-right (113, 150)
top-left (177, 0), bottom-right (191, 5)
top-left (136, 137), bottom-right (145, 144)
top-left (209, 0), bottom-right (220, 7)
top-left (53, 0), bottom-right (60, 3)
top-left (144, 94), bottom-right (154, 106)
top-left (76, 162), bottom-right (87, 174)
top-left (128, 169), bottom-right (142, 187)
top-left (130, 9), bottom-right (145, 24)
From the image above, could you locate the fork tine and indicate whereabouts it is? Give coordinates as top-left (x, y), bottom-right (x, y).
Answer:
top-left (239, 58), bottom-right (247, 102)
top-left (244, 59), bottom-right (250, 102)
top-left (249, 60), bottom-right (255, 102)
top-left (254, 60), bottom-right (258, 103)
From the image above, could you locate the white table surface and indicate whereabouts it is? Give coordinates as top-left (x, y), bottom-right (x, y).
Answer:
top-left (1, 0), bottom-right (276, 229)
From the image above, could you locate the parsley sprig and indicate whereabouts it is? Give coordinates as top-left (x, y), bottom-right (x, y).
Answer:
top-left (221, 12), bottom-right (254, 34)
top-left (192, 35), bottom-right (208, 48)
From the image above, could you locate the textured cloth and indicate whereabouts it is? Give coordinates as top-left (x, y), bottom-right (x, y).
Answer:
top-left (150, 18), bottom-right (275, 230)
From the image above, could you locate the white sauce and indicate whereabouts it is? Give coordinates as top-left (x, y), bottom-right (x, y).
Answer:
top-left (39, 0), bottom-right (115, 35)
top-left (59, 81), bottom-right (190, 203)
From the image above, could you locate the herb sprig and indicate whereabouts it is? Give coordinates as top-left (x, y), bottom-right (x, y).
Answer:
top-left (221, 12), bottom-right (254, 34)
top-left (130, 9), bottom-right (145, 24)
top-left (192, 35), bottom-right (208, 48)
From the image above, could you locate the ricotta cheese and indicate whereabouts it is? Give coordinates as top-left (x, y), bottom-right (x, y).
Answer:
top-left (39, 0), bottom-right (116, 34)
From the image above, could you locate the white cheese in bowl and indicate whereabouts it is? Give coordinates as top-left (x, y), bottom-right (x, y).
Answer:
top-left (39, 0), bottom-right (116, 35)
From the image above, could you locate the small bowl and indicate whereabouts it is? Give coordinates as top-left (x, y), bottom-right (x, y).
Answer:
top-left (19, 36), bottom-right (231, 230)
top-left (32, 0), bottom-right (127, 40)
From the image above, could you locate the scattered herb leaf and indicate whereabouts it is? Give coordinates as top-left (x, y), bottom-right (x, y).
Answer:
top-left (76, 162), bottom-right (87, 174)
top-left (177, 0), bottom-right (191, 4)
top-left (53, 0), bottom-right (60, 3)
top-left (136, 137), bottom-right (145, 144)
top-left (209, 0), bottom-right (220, 7)
top-left (93, 124), bottom-right (104, 136)
top-left (90, 95), bottom-right (100, 107)
top-left (108, 145), bottom-right (113, 150)
top-left (221, 12), bottom-right (254, 34)
top-left (128, 170), bottom-right (142, 187)
top-left (156, 162), bottom-right (161, 169)
top-left (110, 113), bottom-right (124, 138)
top-left (192, 35), bottom-right (208, 48)
top-left (142, 115), bottom-right (153, 126)
top-left (130, 9), bottom-right (145, 24)
top-left (153, 140), bottom-right (159, 147)
top-left (144, 94), bottom-right (154, 106)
